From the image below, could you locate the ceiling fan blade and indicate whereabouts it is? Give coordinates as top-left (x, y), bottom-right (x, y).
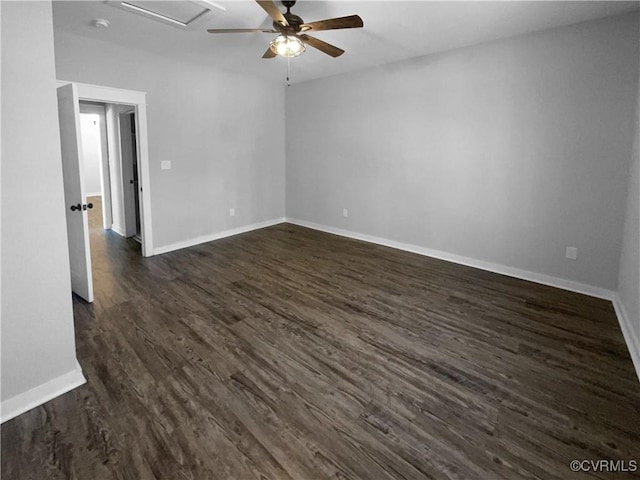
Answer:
top-left (207, 28), bottom-right (277, 33)
top-left (262, 47), bottom-right (277, 59)
top-left (255, 0), bottom-right (288, 27)
top-left (299, 34), bottom-right (345, 57)
top-left (300, 15), bottom-right (363, 32)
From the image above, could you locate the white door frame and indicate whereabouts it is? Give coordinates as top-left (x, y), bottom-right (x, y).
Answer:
top-left (57, 81), bottom-right (154, 257)
top-left (118, 110), bottom-right (140, 238)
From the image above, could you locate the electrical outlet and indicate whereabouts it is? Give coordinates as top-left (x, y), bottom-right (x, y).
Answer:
top-left (565, 246), bottom-right (578, 260)
top-left (161, 160), bottom-right (171, 170)
top-left (343, 208), bottom-right (348, 218)
top-left (229, 208), bottom-right (235, 217)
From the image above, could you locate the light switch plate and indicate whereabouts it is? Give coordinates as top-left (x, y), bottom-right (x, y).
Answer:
top-left (566, 246), bottom-right (578, 260)
top-left (161, 160), bottom-right (171, 170)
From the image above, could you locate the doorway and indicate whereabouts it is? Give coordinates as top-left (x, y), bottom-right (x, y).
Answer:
top-left (119, 110), bottom-right (142, 241)
top-left (57, 82), bottom-right (153, 303)
top-left (79, 102), bottom-right (112, 231)
top-left (78, 103), bottom-right (143, 242)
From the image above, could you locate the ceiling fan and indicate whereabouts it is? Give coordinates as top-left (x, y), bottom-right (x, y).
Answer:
top-left (206, 0), bottom-right (363, 58)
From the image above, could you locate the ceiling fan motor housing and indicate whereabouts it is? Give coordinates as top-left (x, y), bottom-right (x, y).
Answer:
top-left (275, 14), bottom-right (304, 33)
top-left (273, 1), bottom-right (305, 34)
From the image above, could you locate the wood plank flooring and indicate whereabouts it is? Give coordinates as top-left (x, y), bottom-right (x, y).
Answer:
top-left (2, 197), bottom-right (639, 479)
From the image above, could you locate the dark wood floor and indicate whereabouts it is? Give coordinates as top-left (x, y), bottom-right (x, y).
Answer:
top-left (2, 197), bottom-right (640, 479)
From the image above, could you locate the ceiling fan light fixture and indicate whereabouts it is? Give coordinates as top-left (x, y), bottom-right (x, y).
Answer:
top-left (269, 34), bottom-right (305, 58)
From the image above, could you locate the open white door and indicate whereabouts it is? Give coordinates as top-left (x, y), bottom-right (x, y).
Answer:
top-left (57, 83), bottom-right (94, 302)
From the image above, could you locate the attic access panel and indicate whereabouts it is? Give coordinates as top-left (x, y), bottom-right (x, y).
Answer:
top-left (108, 1), bottom-right (225, 29)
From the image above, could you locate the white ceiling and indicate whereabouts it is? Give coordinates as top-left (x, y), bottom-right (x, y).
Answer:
top-left (52, 0), bottom-right (640, 84)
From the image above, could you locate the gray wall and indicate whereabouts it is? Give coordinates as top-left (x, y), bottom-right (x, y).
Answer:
top-left (286, 13), bottom-right (639, 290)
top-left (618, 65), bottom-right (640, 344)
top-left (1, 1), bottom-right (79, 401)
top-left (54, 32), bottom-right (286, 250)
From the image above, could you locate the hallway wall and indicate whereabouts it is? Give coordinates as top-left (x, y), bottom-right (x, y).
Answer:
top-left (54, 32), bottom-right (286, 252)
top-left (1, 0), bottom-right (83, 419)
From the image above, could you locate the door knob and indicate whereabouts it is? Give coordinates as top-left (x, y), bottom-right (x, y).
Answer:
top-left (70, 203), bottom-right (93, 212)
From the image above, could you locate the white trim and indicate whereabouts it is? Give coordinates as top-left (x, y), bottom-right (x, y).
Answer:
top-left (111, 225), bottom-right (127, 237)
top-left (0, 362), bottom-right (86, 423)
top-left (150, 217), bottom-right (636, 380)
top-left (153, 218), bottom-right (286, 255)
top-left (612, 295), bottom-right (640, 382)
top-left (57, 81), bottom-right (154, 257)
top-left (133, 101), bottom-right (153, 257)
top-left (57, 81), bottom-right (146, 106)
top-left (285, 218), bottom-right (615, 301)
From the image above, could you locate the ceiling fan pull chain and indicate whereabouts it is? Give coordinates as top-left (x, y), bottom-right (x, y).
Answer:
top-left (286, 57), bottom-right (291, 87)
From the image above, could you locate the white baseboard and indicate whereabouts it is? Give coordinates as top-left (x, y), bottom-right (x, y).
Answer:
top-left (153, 217), bottom-right (287, 255)
top-left (111, 225), bottom-right (126, 237)
top-left (612, 296), bottom-right (640, 382)
top-left (148, 216), bottom-right (637, 380)
top-left (285, 218), bottom-right (615, 301)
top-left (1, 361), bottom-right (86, 423)
top-left (85, 192), bottom-right (102, 198)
